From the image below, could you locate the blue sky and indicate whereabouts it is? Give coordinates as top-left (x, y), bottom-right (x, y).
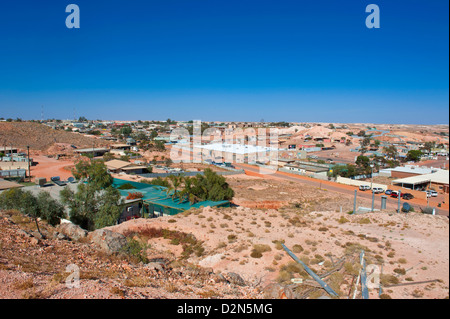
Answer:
top-left (0, 0), bottom-right (448, 123)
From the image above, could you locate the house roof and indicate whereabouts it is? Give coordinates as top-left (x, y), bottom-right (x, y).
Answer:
top-left (105, 159), bottom-right (133, 170)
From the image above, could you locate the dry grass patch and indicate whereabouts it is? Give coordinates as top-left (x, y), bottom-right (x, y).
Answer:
top-left (250, 244), bottom-right (272, 258)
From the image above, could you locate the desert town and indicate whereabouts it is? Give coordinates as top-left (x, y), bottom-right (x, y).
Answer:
top-left (0, 118), bottom-right (448, 299)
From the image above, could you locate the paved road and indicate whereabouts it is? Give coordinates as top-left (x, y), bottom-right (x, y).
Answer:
top-left (234, 163), bottom-right (449, 216)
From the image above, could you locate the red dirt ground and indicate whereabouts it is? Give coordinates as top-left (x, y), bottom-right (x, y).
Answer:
top-left (31, 155), bottom-right (75, 181)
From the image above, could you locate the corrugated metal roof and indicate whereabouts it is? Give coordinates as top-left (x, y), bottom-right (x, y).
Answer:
top-left (393, 170), bottom-right (449, 185)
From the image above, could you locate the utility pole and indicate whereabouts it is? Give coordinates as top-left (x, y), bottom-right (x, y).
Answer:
top-left (370, 163), bottom-right (374, 190)
top-left (27, 145), bottom-right (31, 182)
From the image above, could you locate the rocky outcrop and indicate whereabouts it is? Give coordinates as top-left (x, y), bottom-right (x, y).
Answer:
top-left (89, 229), bottom-right (128, 254)
top-left (56, 222), bottom-right (88, 241)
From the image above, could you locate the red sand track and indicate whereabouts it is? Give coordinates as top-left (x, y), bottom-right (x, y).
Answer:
top-left (31, 155), bottom-right (75, 181)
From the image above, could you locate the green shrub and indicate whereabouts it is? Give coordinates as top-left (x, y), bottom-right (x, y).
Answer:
top-left (117, 183), bottom-right (136, 190)
top-left (121, 238), bottom-right (149, 263)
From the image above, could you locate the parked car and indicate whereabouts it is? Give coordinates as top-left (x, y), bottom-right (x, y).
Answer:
top-left (390, 191), bottom-right (400, 198)
top-left (359, 185), bottom-right (371, 191)
top-left (426, 190), bottom-right (438, 197)
top-left (372, 187), bottom-right (384, 194)
top-left (403, 193), bottom-right (414, 200)
top-left (385, 189), bottom-right (393, 195)
top-left (51, 176), bottom-right (66, 187)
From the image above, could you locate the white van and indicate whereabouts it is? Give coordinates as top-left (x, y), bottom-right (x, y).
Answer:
top-left (359, 185), bottom-right (371, 191)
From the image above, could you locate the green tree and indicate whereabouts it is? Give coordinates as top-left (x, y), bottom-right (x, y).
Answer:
top-left (421, 142), bottom-right (435, 154)
top-left (146, 177), bottom-right (170, 187)
top-left (357, 130), bottom-right (366, 137)
top-left (103, 152), bottom-right (116, 162)
top-left (359, 137), bottom-right (371, 155)
top-left (62, 159), bottom-right (121, 230)
top-left (120, 126), bottom-right (132, 137)
top-left (60, 183), bottom-right (122, 231)
top-left (406, 150), bottom-right (423, 162)
top-left (72, 159), bottom-right (113, 190)
top-left (150, 130), bottom-right (158, 140)
top-left (154, 140), bottom-right (166, 151)
top-left (166, 175), bottom-right (183, 200)
top-left (383, 145), bottom-right (398, 160)
top-left (36, 192), bottom-right (65, 227)
top-left (180, 169), bottom-right (234, 203)
top-left (0, 188), bottom-right (65, 236)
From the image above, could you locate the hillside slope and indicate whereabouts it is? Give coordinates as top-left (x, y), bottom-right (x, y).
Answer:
top-left (0, 210), bottom-right (261, 299)
top-left (0, 122), bottom-right (108, 152)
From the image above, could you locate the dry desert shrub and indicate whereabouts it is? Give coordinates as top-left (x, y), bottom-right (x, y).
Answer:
top-left (337, 216), bottom-right (349, 224)
top-left (165, 282), bottom-right (179, 293)
top-left (358, 218), bottom-right (372, 224)
top-left (110, 286), bottom-right (126, 297)
top-left (292, 244), bottom-right (304, 253)
top-left (14, 278), bottom-right (34, 290)
top-left (380, 274), bottom-right (399, 286)
top-left (412, 289), bottom-right (424, 298)
top-left (393, 268), bottom-right (406, 275)
top-left (272, 239), bottom-right (285, 250)
top-left (250, 244), bottom-right (272, 258)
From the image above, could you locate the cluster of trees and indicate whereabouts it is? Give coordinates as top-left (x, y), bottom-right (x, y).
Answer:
top-left (329, 155), bottom-right (379, 178)
top-left (0, 158), bottom-right (125, 233)
top-left (60, 159), bottom-right (123, 231)
top-left (0, 188), bottom-right (65, 236)
top-left (142, 168), bottom-right (234, 204)
top-left (139, 140), bottom-right (166, 152)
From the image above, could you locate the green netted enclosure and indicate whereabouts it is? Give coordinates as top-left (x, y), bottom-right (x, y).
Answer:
top-left (113, 178), bottom-right (230, 217)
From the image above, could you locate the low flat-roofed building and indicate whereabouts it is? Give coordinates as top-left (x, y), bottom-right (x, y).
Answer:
top-left (284, 162), bottom-right (330, 177)
top-left (388, 165), bottom-right (439, 179)
top-left (392, 169), bottom-right (449, 193)
top-left (74, 147), bottom-right (109, 157)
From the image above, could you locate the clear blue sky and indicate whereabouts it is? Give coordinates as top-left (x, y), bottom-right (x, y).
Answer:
top-left (0, 0), bottom-right (448, 123)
